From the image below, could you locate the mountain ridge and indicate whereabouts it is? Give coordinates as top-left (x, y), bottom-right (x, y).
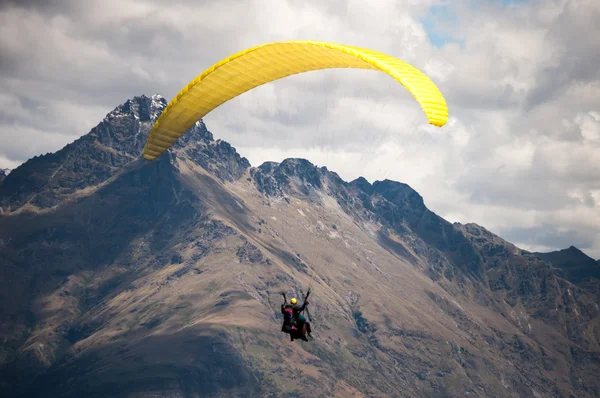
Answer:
top-left (1, 94), bottom-right (599, 397)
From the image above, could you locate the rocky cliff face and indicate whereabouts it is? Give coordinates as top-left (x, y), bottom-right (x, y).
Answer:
top-left (1, 95), bottom-right (599, 398)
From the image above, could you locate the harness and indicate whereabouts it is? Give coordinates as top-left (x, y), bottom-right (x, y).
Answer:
top-left (283, 307), bottom-right (293, 322)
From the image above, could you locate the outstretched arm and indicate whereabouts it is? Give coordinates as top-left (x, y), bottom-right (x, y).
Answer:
top-left (280, 293), bottom-right (287, 313)
top-left (300, 289), bottom-right (310, 310)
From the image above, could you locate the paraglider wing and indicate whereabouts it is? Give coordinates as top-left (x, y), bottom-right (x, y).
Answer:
top-left (143, 40), bottom-right (449, 161)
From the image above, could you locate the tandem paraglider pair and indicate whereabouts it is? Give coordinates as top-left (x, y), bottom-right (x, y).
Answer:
top-left (281, 291), bottom-right (313, 342)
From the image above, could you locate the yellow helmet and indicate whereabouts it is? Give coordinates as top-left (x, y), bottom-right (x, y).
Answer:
top-left (290, 298), bottom-right (297, 305)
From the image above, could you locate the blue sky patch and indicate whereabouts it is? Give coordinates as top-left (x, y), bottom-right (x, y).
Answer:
top-left (420, 4), bottom-right (465, 48)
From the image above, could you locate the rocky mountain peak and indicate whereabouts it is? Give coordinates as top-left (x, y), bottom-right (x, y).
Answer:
top-left (0, 95), bottom-right (164, 212)
top-left (0, 94), bottom-right (245, 212)
top-left (566, 245), bottom-right (584, 253)
top-left (345, 177), bottom-right (427, 220)
top-left (535, 245), bottom-right (600, 285)
top-left (371, 179), bottom-right (425, 210)
top-left (250, 158), bottom-right (325, 198)
top-left (103, 94), bottom-right (167, 123)
top-left (349, 176), bottom-right (373, 194)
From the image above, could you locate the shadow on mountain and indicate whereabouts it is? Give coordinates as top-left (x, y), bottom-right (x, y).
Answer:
top-left (15, 326), bottom-right (262, 398)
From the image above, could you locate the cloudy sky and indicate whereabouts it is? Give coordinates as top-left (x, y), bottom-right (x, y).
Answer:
top-left (1, 0), bottom-right (599, 258)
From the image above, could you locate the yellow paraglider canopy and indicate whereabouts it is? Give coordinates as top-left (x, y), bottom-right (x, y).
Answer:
top-left (143, 40), bottom-right (448, 161)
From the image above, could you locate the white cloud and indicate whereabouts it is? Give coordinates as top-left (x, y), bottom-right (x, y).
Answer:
top-left (0, 123), bottom-right (75, 160)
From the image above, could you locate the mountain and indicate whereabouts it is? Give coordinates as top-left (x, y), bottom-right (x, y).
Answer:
top-left (0, 95), bottom-right (168, 213)
top-left (535, 246), bottom-right (600, 283)
top-left (534, 246), bottom-right (600, 300)
top-left (1, 95), bottom-right (599, 398)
